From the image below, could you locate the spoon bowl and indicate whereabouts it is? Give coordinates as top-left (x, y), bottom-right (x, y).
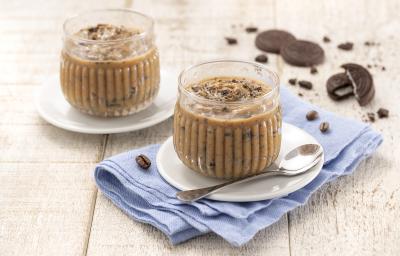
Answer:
top-left (280, 144), bottom-right (323, 174)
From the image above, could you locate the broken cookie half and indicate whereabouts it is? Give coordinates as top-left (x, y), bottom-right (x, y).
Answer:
top-left (326, 63), bottom-right (374, 106)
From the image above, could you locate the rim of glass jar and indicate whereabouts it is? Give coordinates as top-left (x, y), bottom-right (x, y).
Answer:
top-left (178, 59), bottom-right (280, 107)
top-left (63, 8), bottom-right (154, 45)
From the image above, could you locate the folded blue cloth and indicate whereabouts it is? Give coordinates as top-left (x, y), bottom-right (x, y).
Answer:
top-left (94, 86), bottom-right (382, 246)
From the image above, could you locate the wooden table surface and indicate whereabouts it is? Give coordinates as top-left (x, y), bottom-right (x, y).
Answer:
top-left (1, 0), bottom-right (399, 255)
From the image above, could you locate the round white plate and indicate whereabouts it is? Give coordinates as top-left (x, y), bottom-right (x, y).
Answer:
top-left (35, 69), bottom-right (178, 134)
top-left (157, 122), bottom-right (324, 202)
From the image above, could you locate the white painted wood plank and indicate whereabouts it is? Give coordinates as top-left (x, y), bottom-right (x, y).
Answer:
top-left (0, 163), bottom-right (96, 256)
top-left (275, 0), bottom-right (400, 255)
top-left (87, 195), bottom-right (289, 256)
top-left (0, 85), bottom-right (48, 125)
top-left (0, 0), bottom-right (128, 85)
top-left (0, 1), bottom-right (125, 255)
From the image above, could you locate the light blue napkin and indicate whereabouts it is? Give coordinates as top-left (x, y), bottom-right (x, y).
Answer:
top-left (94, 86), bottom-right (382, 246)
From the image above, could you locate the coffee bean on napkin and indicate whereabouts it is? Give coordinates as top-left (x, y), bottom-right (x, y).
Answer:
top-left (306, 110), bottom-right (319, 121)
top-left (319, 122), bottom-right (330, 133)
top-left (136, 154), bottom-right (151, 169)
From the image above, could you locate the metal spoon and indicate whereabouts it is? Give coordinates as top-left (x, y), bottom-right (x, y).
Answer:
top-left (176, 144), bottom-right (323, 202)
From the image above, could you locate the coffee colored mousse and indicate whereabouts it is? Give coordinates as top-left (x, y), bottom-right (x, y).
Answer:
top-left (174, 77), bottom-right (282, 179)
top-left (60, 24), bottom-right (160, 117)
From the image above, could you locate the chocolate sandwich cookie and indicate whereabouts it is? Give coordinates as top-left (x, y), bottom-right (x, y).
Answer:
top-left (281, 40), bottom-right (325, 67)
top-left (326, 63), bottom-right (374, 106)
top-left (341, 63), bottom-right (375, 106)
top-left (255, 29), bottom-right (296, 53)
top-left (326, 73), bottom-right (353, 100)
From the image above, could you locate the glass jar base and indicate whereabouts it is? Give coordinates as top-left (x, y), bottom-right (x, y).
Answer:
top-left (69, 99), bottom-right (154, 117)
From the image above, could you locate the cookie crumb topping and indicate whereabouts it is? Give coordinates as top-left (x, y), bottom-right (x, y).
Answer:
top-left (76, 24), bottom-right (139, 41)
top-left (186, 77), bottom-right (271, 102)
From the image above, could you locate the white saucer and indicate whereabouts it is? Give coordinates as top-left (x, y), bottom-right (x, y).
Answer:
top-left (35, 69), bottom-right (178, 134)
top-left (157, 122), bottom-right (324, 202)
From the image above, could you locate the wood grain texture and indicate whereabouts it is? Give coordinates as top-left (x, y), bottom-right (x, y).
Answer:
top-left (0, 1), bottom-right (123, 256)
top-left (0, 163), bottom-right (96, 256)
top-left (0, 0), bottom-right (399, 255)
top-left (275, 0), bottom-right (400, 255)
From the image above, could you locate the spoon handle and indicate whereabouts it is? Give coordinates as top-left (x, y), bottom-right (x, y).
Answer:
top-left (176, 170), bottom-right (281, 202)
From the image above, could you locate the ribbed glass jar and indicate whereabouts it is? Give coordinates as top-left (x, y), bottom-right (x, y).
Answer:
top-left (174, 60), bottom-right (282, 179)
top-left (60, 9), bottom-right (160, 117)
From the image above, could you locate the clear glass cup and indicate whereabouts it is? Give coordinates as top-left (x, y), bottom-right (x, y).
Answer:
top-left (60, 9), bottom-right (160, 117)
top-left (174, 60), bottom-right (282, 179)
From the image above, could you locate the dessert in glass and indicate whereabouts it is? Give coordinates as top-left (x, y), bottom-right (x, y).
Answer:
top-left (60, 9), bottom-right (160, 117)
top-left (174, 60), bottom-right (282, 179)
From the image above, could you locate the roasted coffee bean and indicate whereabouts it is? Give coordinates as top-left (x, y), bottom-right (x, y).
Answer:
top-left (367, 112), bottom-right (375, 122)
top-left (306, 110), bottom-right (319, 121)
top-left (323, 36), bottom-right (331, 43)
top-left (341, 63), bottom-right (374, 106)
top-left (281, 40), bottom-right (325, 67)
top-left (298, 80), bottom-right (313, 90)
top-left (135, 154), bottom-right (151, 169)
top-left (377, 108), bottom-right (389, 118)
top-left (255, 29), bottom-right (296, 53)
top-left (338, 42), bottom-right (353, 51)
top-left (310, 66), bottom-right (318, 74)
top-left (255, 54), bottom-right (268, 63)
top-left (319, 122), bottom-right (330, 133)
top-left (288, 78), bottom-right (297, 85)
top-left (225, 37), bottom-right (238, 45)
top-left (245, 26), bottom-right (258, 33)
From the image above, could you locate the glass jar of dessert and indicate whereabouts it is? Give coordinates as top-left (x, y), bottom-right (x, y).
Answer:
top-left (61, 9), bottom-right (160, 117)
top-left (174, 60), bottom-right (281, 179)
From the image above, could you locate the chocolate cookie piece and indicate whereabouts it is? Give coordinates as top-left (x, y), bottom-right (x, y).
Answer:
top-left (338, 42), bottom-right (353, 51)
top-left (310, 66), bottom-right (318, 74)
top-left (245, 26), bottom-right (258, 33)
top-left (298, 80), bottom-right (313, 90)
top-left (281, 40), bottom-right (325, 67)
top-left (326, 73), bottom-right (354, 100)
top-left (341, 63), bottom-right (375, 106)
top-left (225, 37), bottom-right (238, 45)
top-left (323, 36), bottom-right (331, 43)
top-left (255, 54), bottom-right (268, 63)
top-left (255, 29), bottom-right (296, 53)
top-left (377, 108), bottom-right (389, 118)
top-left (288, 78), bottom-right (297, 85)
